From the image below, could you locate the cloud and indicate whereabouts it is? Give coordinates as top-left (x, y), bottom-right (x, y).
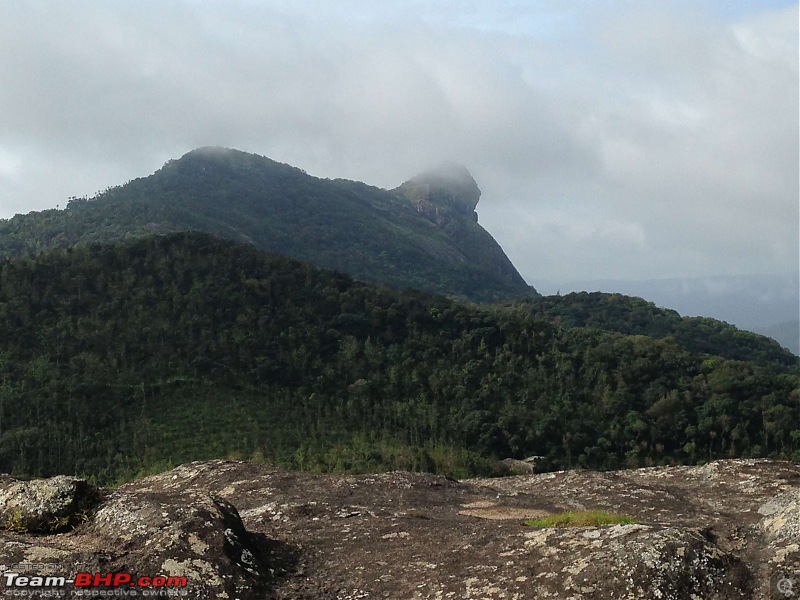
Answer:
top-left (0, 0), bottom-right (796, 285)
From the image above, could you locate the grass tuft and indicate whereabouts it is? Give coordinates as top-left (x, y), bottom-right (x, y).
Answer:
top-left (524, 509), bottom-right (639, 528)
top-left (3, 508), bottom-right (29, 533)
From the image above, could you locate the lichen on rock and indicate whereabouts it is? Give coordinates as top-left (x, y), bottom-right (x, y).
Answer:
top-left (0, 475), bottom-right (98, 533)
top-left (0, 458), bottom-right (798, 599)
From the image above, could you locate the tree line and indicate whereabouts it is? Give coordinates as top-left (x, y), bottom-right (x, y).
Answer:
top-left (0, 232), bottom-right (797, 483)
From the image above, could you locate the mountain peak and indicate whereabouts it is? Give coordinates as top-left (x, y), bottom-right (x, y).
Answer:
top-left (177, 146), bottom-right (244, 163)
top-left (395, 164), bottom-right (481, 222)
top-left (187, 145), bottom-right (236, 156)
top-left (0, 149), bottom-right (533, 302)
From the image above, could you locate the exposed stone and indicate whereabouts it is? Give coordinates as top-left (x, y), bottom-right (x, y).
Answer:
top-left (0, 458), bottom-right (798, 599)
top-left (759, 485), bottom-right (800, 588)
top-left (395, 164), bottom-right (482, 223)
top-left (0, 479), bottom-right (286, 598)
top-left (0, 475), bottom-right (99, 533)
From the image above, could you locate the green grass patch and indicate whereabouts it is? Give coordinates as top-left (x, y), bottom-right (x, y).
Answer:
top-left (524, 510), bottom-right (639, 528)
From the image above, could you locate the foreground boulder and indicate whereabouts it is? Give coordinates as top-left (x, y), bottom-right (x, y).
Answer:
top-left (0, 458), bottom-right (798, 599)
top-left (88, 491), bottom-right (273, 595)
top-left (0, 475), bottom-right (99, 533)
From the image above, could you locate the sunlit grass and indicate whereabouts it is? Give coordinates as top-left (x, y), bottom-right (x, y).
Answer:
top-left (524, 510), bottom-right (639, 528)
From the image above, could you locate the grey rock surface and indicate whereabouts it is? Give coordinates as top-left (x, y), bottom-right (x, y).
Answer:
top-left (0, 458), bottom-right (798, 599)
top-left (0, 475), bottom-right (99, 533)
top-left (396, 164), bottom-right (482, 223)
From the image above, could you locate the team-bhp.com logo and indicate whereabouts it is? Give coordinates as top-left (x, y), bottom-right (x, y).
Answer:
top-left (3, 569), bottom-right (188, 597)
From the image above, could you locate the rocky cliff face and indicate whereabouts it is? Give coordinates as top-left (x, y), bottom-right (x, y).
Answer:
top-left (1, 459), bottom-right (798, 599)
top-left (394, 164), bottom-right (482, 224)
top-left (394, 164), bottom-right (531, 292)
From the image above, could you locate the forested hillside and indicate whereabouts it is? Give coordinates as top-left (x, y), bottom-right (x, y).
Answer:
top-left (0, 147), bottom-right (533, 302)
top-left (1, 233), bottom-right (797, 484)
top-left (526, 293), bottom-right (798, 367)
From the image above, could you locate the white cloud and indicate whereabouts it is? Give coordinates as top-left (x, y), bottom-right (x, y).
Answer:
top-left (0, 145), bottom-right (22, 179)
top-left (0, 0), bottom-right (796, 286)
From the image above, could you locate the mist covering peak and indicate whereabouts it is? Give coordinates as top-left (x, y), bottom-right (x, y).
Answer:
top-left (395, 163), bottom-right (481, 221)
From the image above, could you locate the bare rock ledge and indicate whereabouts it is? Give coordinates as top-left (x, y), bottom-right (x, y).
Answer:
top-left (1, 458), bottom-right (798, 599)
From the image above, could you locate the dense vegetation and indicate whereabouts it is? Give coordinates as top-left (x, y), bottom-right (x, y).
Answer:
top-left (526, 293), bottom-right (798, 367)
top-left (0, 147), bottom-right (533, 302)
top-left (0, 233), bottom-right (797, 484)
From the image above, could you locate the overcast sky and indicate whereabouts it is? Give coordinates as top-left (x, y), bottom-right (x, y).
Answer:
top-left (0, 0), bottom-right (797, 286)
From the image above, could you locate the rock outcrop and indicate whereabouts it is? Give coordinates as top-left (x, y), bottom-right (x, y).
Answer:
top-left (1, 459), bottom-right (799, 599)
top-left (759, 485), bottom-right (800, 588)
top-left (392, 164), bottom-right (532, 294)
top-left (0, 475), bottom-right (99, 533)
top-left (395, 164), bottom-right (482, 224)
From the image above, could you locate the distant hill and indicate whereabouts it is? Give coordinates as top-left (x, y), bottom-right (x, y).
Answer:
top-left (757, 320), bottom-right (800, 355)
top-left (535, 274), bottom-right (799, 355)
top-left (1, 232), bottom-right (797, 483)
top-left (0, 147), bottom-right (534, 303)
top-left (524, 292), bottom-right (798, 367)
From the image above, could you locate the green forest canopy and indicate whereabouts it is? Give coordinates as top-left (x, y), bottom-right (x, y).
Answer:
top-left (0, 232), bottom-right (797, 483)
